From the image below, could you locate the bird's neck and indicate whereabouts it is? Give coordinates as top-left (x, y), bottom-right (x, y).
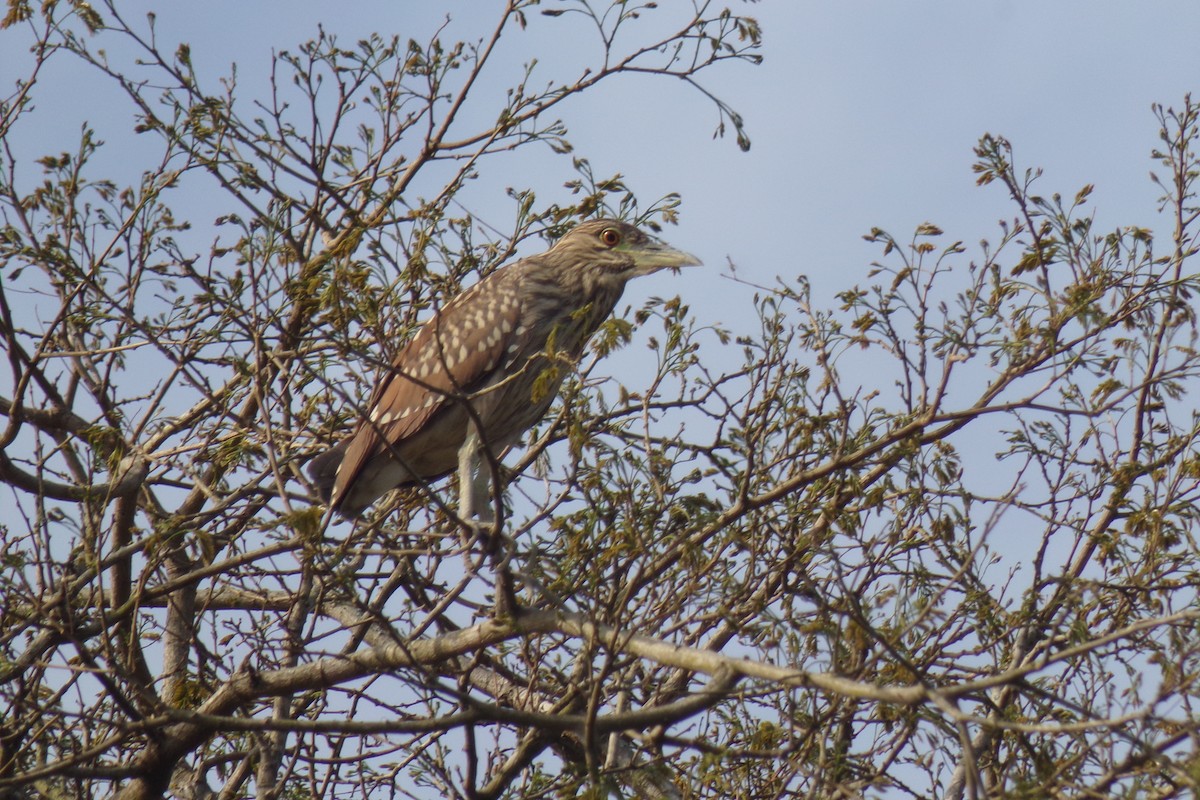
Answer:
top-left (525, 268), bottom-right (626, 357)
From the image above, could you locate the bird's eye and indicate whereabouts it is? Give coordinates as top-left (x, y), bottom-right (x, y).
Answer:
top-left (599, 228), bottom-right (621, 247)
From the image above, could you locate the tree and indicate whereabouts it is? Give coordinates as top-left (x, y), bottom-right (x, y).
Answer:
top-left (3, 1), bottom-right (1200, 798)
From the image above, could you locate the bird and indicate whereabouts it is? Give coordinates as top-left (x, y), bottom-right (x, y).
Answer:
top-left (307, 218), bottom-right (701, 518)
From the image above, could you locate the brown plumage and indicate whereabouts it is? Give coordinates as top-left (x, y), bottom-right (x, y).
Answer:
top-left (308, 219), bottom-right (701, 517)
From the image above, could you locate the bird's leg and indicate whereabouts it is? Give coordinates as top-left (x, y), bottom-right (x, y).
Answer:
top-left (457, 428), bottom-right (494, 525)
top-left (457, 428), bottom-right (518, 617)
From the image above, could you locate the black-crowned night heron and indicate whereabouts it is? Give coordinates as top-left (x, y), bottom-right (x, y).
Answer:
top-left (308, 219), bottom-right (700, 518)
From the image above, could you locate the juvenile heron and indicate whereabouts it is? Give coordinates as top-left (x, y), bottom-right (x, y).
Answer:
top-left (308, 219), bottom-right (700, 518)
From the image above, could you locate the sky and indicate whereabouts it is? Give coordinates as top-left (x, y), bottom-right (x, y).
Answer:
top-left (8, 1), bottom-right (1199, 322)
top-left (3, 2), bottom-right (1200, 789)
top-left (4, 1), bottom-right (1200, 531)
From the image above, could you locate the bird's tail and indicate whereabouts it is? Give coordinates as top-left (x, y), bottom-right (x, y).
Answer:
top-left (306, 440), bottom-right (348, 503)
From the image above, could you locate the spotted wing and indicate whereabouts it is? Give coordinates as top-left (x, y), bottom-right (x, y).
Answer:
top-left (329, 266), bottom-right (524, 509)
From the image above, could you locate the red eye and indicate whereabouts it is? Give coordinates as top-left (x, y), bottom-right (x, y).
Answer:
top-left (600, 228), bottom-right (621, 247)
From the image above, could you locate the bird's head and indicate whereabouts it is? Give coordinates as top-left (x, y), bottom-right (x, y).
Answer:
top-left (547, 219), bottom-right (702, 287)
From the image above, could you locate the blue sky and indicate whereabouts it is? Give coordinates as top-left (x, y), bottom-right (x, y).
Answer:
top-left (8, 1), bottom-right (1199, 319)
top-left (4, 4), bottom-right (1200, 785)
top-left (4, 0), bottom-right (1200, 518)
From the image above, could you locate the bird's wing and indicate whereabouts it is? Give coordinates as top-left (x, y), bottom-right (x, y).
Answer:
top-left (330, 267), bottom-right (525, 507)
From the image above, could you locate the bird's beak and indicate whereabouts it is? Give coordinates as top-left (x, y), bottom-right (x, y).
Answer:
top-left (628, 240), bottom-right (703, 277)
